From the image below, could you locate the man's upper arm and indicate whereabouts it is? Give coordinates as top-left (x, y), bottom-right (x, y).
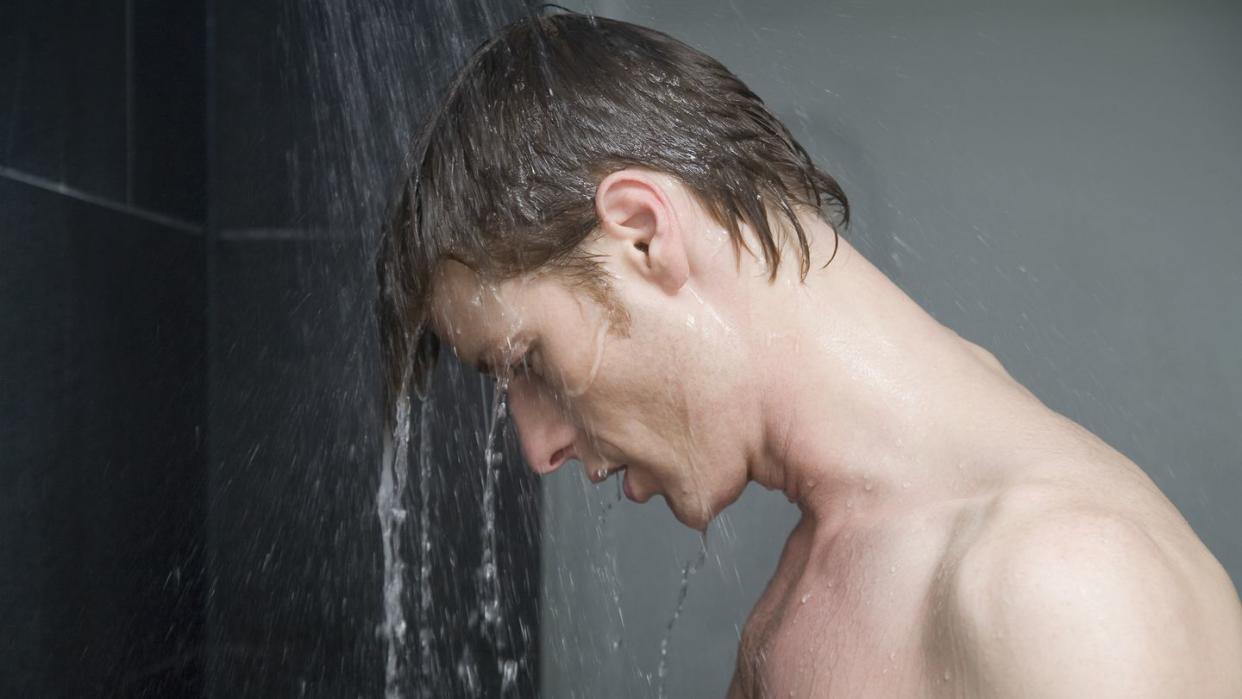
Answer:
top-left (948, 510), bottom-right (1211, 698)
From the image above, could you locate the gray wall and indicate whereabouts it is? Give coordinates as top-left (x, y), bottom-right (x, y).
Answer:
top-left (542, 1), bottom-right (1242, 696)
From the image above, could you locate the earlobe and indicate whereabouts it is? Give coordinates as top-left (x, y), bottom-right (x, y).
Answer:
top-left (594, 169), bottom-right (690, 295)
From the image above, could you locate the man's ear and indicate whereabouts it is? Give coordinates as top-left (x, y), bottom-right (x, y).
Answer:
top-left (594, 169), bottom-right (690, 295)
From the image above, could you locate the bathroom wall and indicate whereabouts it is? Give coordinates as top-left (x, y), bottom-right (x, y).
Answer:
top-left (544, 0), bottom-right (1242, 696)
top-left (206, 0), bottom-right (540, 695)
top-left (0, 1), bottom-right (208, 695)
top-left (2, 1), bottom-right (541, 696)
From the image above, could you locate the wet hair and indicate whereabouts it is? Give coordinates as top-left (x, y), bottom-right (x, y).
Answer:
top-left (377, 8), bottom-right (850, 410)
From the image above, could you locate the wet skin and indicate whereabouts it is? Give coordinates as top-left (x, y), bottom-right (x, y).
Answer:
top-left (429, 167), bottom-right (1242, 697)
top-left (728, 456), bottom-right (1242, 697)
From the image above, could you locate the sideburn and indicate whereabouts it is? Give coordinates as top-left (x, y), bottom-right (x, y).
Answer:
top-left (548, 262), bottom-right (633, 339)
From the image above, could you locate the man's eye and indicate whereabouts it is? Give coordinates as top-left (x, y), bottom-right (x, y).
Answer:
top-left (508, 348), bottom-right (539, 378)
top-left (509, 352), bottom-right (532, 376)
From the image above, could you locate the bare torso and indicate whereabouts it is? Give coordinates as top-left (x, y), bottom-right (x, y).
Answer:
top-left (728, 422), bottom-right (1242, 698)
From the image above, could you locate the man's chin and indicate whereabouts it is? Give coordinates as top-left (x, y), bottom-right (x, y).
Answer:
top-left (664, 495), bottom-right (718, 533)
top-left (626, 473), bottom-right (724, 531)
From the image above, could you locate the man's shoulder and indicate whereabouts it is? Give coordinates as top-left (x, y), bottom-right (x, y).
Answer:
top-left (936, 485), bottom-right (1239, 696)
top-left (951, 484), bottom-right (1165, 587)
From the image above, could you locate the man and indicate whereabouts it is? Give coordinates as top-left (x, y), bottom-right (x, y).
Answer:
top-left (377, 10), bottom-right (1242, 697)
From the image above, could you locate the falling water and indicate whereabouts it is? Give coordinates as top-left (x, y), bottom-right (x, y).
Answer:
top-left (597, 476), bottom-right (627, 655)
top-left (415, 395), bottom-right (435, 695)
top-left (252, 1), bottom-right (615, 695)
top-left (597, 476), bottom-right (624, 529)
top-left (657, 534), bottom-right (710, 699)
top-left (378, 390), bottom-right (413, 699)
top-left (476, 377), bottom-right (512, 691)
top-left (380, 375), bottom-right (516, 698)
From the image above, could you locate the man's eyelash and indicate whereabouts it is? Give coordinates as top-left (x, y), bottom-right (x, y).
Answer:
top-left (508, 351), bottom-right (532, 374)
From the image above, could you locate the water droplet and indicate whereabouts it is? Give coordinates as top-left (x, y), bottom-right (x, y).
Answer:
top-left (943, 669), bottom-right (952, 681)
top-left (800, 592), bottom-right (812, 605)
top-left (500, 659), bottom-right (518, 691)
top-left (889, 565), bottom-right (897, 574)
top-left (483, 598), bottom-right (501, 625)
top-left (901, 480), bottom-right (911, 489)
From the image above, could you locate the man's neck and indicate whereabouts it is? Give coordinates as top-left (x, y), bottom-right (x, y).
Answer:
top-left (740, 228), bottom-right (1083, 536)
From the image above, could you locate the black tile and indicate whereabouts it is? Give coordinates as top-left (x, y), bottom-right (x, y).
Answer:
top-left (0, 1), bottom-right (127, 200)
top-left (132, 0), bottom-right (207, 222)
top-left (210, 0), bottom-right (317, 230)
top-left (0, 177), bottom-right (70, 699)
top-left (206, 238), bottom-right (387, 696)
top-left (208, 0), bottom-right (528, 232)
top-left (0, 177), bottom-right (207, 697)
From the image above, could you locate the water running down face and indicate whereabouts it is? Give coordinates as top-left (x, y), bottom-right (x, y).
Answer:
top-left (427, 169), bottom-right (761, 531)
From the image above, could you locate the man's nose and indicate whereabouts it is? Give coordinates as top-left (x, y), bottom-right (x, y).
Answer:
top-left (507, 380), bottom-right (577, 475)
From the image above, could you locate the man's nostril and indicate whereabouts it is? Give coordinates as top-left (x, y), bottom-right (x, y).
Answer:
top-left (549, 446), bottom-right (568, 470)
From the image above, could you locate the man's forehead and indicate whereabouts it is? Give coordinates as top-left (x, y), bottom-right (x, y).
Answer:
top-left (428, 260), bottom-right (524, 358)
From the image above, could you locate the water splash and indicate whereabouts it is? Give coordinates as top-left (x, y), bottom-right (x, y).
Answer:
top-left (657, 534), bottom-right (709, 699)
top-left (597, 474), bottom-right (624, 530)
top-left (415, 395), bottom-right (435, 695)
top-left (378, 391), bottom-right (413, 699)
top-left (477, 377), bottom-right (511, 688)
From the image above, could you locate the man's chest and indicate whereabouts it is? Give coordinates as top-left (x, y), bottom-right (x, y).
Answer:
top-left (734, 581), bottom-right (933, 696)
top-left (731, 523), bottom-right (950, 696)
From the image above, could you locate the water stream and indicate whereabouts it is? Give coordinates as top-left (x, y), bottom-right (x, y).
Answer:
top-left (377, 391), bottom-right (413, 699)
top-left (657, 535), bottom-right (710, 699)
top-left (415, 395), bottom-right (435, 695)
top-left (476, 377), bottom-right (513, 691)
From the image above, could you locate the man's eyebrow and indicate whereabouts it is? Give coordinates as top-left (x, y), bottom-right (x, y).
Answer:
top-left (470, 338), bottom-right (502, 377)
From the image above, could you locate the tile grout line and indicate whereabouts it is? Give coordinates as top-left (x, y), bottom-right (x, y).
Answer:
top-left (0, 165), bottom-right (204, 235)
top-left (125, 0), bottom-right (135, 205)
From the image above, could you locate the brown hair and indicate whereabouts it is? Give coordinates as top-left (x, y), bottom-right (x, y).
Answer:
top-left (377, 9), bottom-right (850, 410)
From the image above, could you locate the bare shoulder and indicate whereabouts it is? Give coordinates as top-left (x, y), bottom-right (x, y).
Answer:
top-left (936, 485), bottom-right (1242, 698)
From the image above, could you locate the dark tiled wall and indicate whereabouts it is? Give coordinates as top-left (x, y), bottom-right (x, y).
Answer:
top-left (2, 0), bottom-right (541, 696)
top-left (131, 0), bottom-right (208, 220)
top-left (0, 2), bottom-right (207, 697)
top-left (0, 3), bottom-right (127, 201)
top-left (207, 0), bottom-right (541, 695)
top-left (205, 239), bottom-right (387, 697)
top-left (0, 1), bottom-right (205, 222)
